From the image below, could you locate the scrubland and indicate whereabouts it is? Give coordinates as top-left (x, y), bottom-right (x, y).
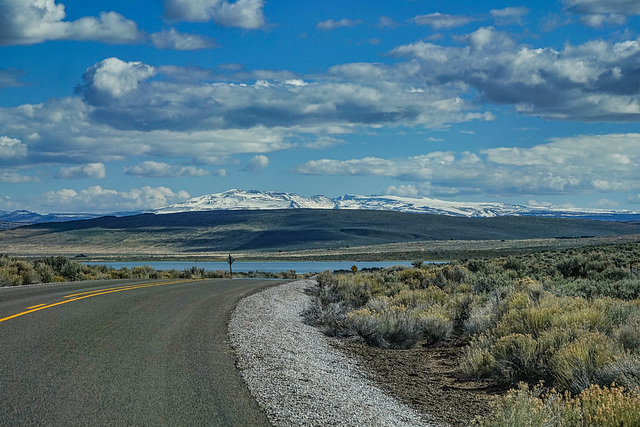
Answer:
top-left (0, 254), bottom-right (305, 285)
top-left (306, 242), bottom-right (640, 426)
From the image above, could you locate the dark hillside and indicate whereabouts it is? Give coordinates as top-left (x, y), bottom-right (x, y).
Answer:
top-left (3, 209), bottom-right (640, 255)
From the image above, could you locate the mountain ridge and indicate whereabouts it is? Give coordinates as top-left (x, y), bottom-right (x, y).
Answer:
top-left (155, 189), bottom-right (640, 220)
top-left (2, 189), bottom-right (640, 231)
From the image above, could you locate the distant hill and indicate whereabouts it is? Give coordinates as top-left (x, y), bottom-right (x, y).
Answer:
top-left (4, 189), bottom-right (640, 231)
top-left (2, 209), bottom-right (640, 257)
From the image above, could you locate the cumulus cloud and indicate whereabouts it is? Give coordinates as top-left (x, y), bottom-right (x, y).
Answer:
top-left (0, 69), bottom-right (485, 169)
top-left (412, 13), bottom-right (478, 29)
top-left (563, 0), bottom-right (640, 27)
top-left (150, 28), bottom-right (217, 50)
top-left (391, 27), bottom-right (640, 121)
top-left (0, 0), bottom-right (144, 46)
top-left (163, 0), bottom-right (266, 29)
top-left (71, 57), bottom-right (490, 136)
top-left (0, 136), bottom-right (27, 160)
top-left (317, 19), bottom-right (363, 31)
top-left (79, 57), bottom-right (156, 104)
top-left (295, 133), bottom-right (640, 197)
top-left (490, 7), bottom-right (530, 26)
top-left (243, 155), bottom-right (269, 172)
top-left (33, 185), bottom-right (190, 213)
top-left (55, 163), bottom-right (106, 179)
top-left (125, 161), bottom-right (209, 178)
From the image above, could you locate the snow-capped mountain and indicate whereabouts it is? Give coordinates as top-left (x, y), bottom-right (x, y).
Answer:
top-left (155, 189), bottom-right (640, 220)
top-left (3, 190), bottom-right (638, 231)
top-left (155, 189), bottom-right (335, 213)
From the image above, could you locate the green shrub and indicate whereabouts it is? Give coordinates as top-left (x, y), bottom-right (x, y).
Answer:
top-left (550, 332), bottom-right (620, 394)
top-left (346, 304), bottom-right (453, 349)
top-left (476, 383), bottom-right (640, 427)
top-left (490, 333), bottom-right (541, 383)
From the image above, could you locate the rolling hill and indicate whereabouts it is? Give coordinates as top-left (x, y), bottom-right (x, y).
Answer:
top-left (1, 209), bottom-right (639, 259)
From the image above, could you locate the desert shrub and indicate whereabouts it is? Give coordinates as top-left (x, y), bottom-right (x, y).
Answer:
top-left (558, 277), bottom-right (640, 300)
top-left (556, 255), bottom-right (589, 279)
top-left (613, 318), bottom-right (640, 353)
top-left (448, 293), bottom-right (477, 334)
top-left (389, 286), bottom-right (448, 308)
top-left (347, 305), bottom-right (422, 348)
top-left (598, 354), bottom-right (640, 392)
top-left (476, 382), bottom-right (640, 427)
top-left (34, 263), bottom-right (56, 283)
top-left (0, 269), bottom-right (22, 286)
top-left (473, 272), bottom-right (516, 294)
top-left (504, 256), bottom-right (526, 275)
top-left (302, 298), bottom-right (352, 337)
top-left (346, 304), bottom-right (453, 349)
top-left (550, 332), bottom-right (620, 394)
top-left (465, 302), bottom-right (498, 336)
top-left (417, 308), bottom-right (454, 345)
top-left (461, 334), bottom-right (497, 378)
top-left (491, 333), bottom-right (541, 383)
top-left (398, 268), bottom-right (435, 289)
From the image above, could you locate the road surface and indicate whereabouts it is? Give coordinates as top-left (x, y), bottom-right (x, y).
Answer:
top-left (0, 278), bottom-right (281, 426)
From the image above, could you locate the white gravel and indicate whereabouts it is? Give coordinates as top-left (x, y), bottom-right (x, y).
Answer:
top-left (229, 279), bottom-right (440, 426)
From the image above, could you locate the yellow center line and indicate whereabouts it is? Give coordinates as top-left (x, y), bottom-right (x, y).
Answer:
top-left (64, 282), bottom-right (166, 298)
top-left (0, 279), bottom-right (199, 324)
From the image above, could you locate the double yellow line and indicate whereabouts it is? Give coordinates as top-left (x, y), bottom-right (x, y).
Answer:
top-left (0, 279), bottom-right (199, 324)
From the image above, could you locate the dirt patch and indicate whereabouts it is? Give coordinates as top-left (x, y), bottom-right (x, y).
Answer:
top-left (333, 339), bottom-right (505, 426)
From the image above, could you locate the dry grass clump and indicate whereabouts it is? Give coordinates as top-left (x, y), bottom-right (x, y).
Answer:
top-left (475, 382), bottom-right (640, 427)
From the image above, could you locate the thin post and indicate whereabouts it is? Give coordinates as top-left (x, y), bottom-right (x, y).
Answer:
top-left (228, 254), bottom-right (235, 279)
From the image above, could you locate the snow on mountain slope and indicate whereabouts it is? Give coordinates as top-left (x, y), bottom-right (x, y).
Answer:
top-left (155, 189), bottom-right (335, 213)
top-left (155, 189), bottom-right (640, 219)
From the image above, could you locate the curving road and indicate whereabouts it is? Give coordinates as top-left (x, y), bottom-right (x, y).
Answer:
top-left (0, 278), bottom-right (281, 426)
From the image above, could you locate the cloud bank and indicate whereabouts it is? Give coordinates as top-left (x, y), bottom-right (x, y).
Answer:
top-left (32, 185), bottom-right (190, 213)
top-left (294, 133), bottom-right (640, 197)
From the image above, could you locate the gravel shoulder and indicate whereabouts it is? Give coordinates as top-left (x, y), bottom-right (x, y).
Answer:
top-left (229, 279), bottom-right (440, 426)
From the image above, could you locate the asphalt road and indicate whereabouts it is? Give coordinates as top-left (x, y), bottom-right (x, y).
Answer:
top-left (0, 278), bottom-right (282, 426)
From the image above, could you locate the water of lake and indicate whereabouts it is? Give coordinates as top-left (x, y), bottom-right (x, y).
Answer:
top-left (84, 261), bottom-right (417, 274)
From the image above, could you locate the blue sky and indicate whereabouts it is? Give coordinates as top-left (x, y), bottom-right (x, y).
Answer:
top-left (1, 0), bottom-right (639, 213)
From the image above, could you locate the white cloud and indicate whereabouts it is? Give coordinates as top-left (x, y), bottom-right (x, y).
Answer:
top-left (295, 133), bottom-right (640, 197)
top-left (33, 185), bottom-right (190, 213)
top-left (317, 19), bottom-right (363, 31)
top-left (55, 163), bottom-right (106, 179)
top-left (0, 171), bottom-right (38, 183)
top-left (564, 0), bottom-right (640, 27)
top-left (80, 58), bottom-right (156, 104)
top-left (150, 28), bottom-right (216, 50)
top-left (0, 0), bottom-right (144, 46)
top-left (391, 28), bottom-right (640, 121)
top-left (243, 155), bottom-right (269, 172)
top-left (163, 0), bottom-right (266, 29)
top-left (490, 7), bottom-right (530, 26)
top-left (125, 161), bottom-right (209, 178)
top-left (0, 136), bottom-right (27, 159)
top-left (412, 13), bottom-right (478, 30)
